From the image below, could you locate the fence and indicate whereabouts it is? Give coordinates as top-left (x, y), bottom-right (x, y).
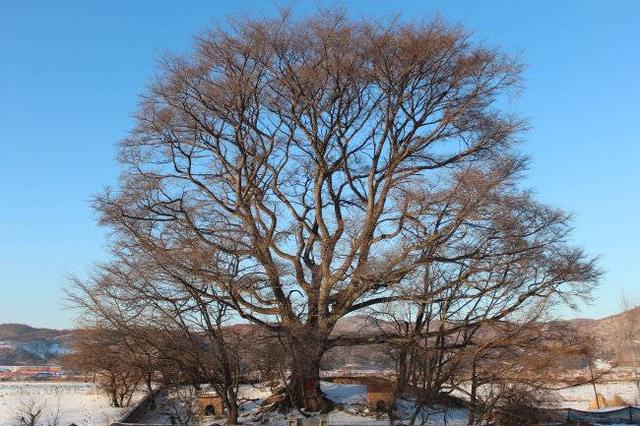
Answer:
top-left (541, 406), bottom-right (640, 424)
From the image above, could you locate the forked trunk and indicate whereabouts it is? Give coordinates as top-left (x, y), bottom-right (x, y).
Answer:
top-left (224, 386), bottom-right (239, 424)
top-left (226, 395), bottom-right (239, 425)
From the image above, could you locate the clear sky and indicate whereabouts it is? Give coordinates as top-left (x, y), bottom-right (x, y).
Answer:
top-left (0, 1), bottom-right (638, 329)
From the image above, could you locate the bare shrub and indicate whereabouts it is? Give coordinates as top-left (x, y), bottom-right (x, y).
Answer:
top-left (13, 394), bottom-right (61, 426)
top-left (14, 398), bottom-right (41, 426)
top-left (472, 384), bottom-right (556, 425)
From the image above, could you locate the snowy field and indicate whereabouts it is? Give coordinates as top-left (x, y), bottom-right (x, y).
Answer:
top-left (140, 381), bottom-right (469, 425)
top-left (0, 381), bottom-right (133, 426)
top-left (1, 380), bottom-right (638, 425)
top-left (553, 382), bottom-right (640, 409)
top-left (320, 383), bottom-right (468, 426)
top-left (139, 380), bottom-right (640, 425)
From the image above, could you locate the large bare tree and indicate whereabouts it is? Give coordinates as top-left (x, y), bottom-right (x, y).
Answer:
top-left (94, 11), bottom-right (598, 410)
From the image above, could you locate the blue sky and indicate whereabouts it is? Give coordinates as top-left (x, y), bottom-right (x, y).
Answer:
top-left (0, 1), bottom-right (638, 329)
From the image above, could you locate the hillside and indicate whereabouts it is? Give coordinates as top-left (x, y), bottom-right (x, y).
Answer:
top-left (2, 308), bottom-right (637, 368)
top-left (0, 324), bottom-right (72, 365)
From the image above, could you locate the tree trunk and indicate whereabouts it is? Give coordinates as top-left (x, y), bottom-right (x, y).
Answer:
top-left (219, 380), bottom-right (239, 425)
top-left (288, 337), bottom-right (329, 412)
top-left (589, 361), bottom-right (600, 408)
top-left (145, 373), bottom-right (156, 410)
top-left (110, 375), bottom-right (120, 407)
top-left (467, 360), bottom-right (478, 425)
top-left (226, 395), bottom-right (239, 425)
top-left (111, 388), bottom-right (120, 408)
top-left (396, 346), bottom-right (408, 395)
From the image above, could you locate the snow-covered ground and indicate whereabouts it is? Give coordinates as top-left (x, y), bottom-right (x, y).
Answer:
top-left (321, 382), bottom-right (468, 426)
top-left (553, 381), bottom-right (640, 409)
top-left (3, 380), bottom-right (637, 425)
top-left (153, 381), bottom-right (640, 425)
top-left (0, 381), bottom-right (134, 426)
top-left (139, 381), bottom-right (469, 425)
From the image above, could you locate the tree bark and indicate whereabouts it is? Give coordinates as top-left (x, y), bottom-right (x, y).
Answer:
top-left (145, 373), bottom-right (156, 410)
top-left (110, 375), bottom-right (120, 408)
top-left (288, 337), bottom-right (330, 412)
top-left (467, 359), bottom-right (478, 425)
top-left (111, 388), bottom-right (120, 408)
top-left (226, 392), bottom-right (239, 425)
top-left (396, 346), bottom-right (408, 395)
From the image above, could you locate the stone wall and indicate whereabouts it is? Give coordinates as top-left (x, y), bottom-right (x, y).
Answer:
top-left (110, 387), bottom-right (165, 426)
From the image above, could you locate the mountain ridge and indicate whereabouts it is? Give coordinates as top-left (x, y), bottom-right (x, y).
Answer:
top-left (0, 323), bottom-right (72, 365)
top-left (3, 308), bottom-right (638, 366)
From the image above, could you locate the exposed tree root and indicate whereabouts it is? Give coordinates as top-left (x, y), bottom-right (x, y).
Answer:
top-left (259, 386), bottom-right (335, 415)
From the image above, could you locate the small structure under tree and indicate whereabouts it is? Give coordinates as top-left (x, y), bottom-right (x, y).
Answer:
top-left (366, 382), bottom-right (395, 412)
top-left (197, 391), bottom-right (224, 417)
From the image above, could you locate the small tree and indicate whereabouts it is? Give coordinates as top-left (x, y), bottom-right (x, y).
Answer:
top-left (14, 398), bottom-right (42, 426)
top-left (14, 393), bottom-right (62, 426)
top-left (65, 327), bottom-right (141, 407)
top-left (68, 254), bottom-right (244, 424)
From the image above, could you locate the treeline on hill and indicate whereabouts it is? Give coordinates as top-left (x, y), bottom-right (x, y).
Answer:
top-left (0, 324), bottom-right (72, 365)
top-left (65, 9), bottom-right (606, 426)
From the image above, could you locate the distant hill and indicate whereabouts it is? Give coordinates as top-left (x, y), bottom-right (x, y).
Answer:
top-left (0, 323), bottom-right (73, 365)
top-left (2, 308), bottom-right (637, 367)
top-left (573, 307), bottom-right (640, 360)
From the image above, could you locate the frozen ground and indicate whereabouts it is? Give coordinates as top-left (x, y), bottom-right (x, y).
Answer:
top-left (142, 380), bottom-right (640, 425)
top-left (553, 381), bottom-right (640, 409)
top-left (140, 381), bottom-right (469, 425)
top-left (449, 381), bottom-right (640, 411)
top-left (0, 381), bottom-right (135, 426)
top-left (3, 380), bottom-right (637, 425)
